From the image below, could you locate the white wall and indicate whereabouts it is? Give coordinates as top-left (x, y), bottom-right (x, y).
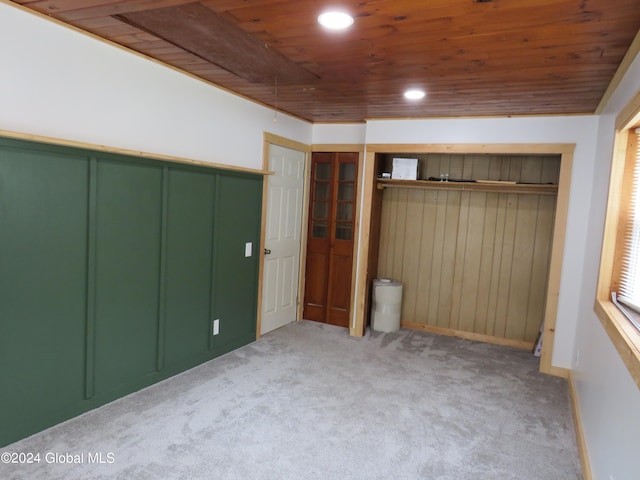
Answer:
top-left (572, 48), bottom-right (640, 479)
top-left (0, 2), bottom-right (312, 170)
top-left (364, 115), bottom-right (600, 369)
top-left (312, 123), bottom-right (366, 145)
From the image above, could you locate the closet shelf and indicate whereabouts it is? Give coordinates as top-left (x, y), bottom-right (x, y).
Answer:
top-left (376, 179), bottom-right (558, 195)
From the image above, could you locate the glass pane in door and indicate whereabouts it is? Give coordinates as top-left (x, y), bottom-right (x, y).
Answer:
top-left (335, 222), bottom-right (352, 241)
top-left (315, 163), bottom-right (331, 181)
top-left (315, 182), bottom-right (330, 200)
top-left (313, 201), bottom-right (329, 219)
top-left (338, 183), bottom-right (354, 201)
top-left (338, 163), bottom-right (355, 181)
top-left (312, 221), bottom-right (328, 238)
top-left (336, 203), bottom-right (353, 221)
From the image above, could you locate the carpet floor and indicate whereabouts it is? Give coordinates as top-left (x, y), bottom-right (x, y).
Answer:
top-left (1, 320), bottom-right (581, 479)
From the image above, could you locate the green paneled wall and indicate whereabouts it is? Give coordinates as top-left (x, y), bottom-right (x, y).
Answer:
top-left (213, 174), bottom-right (263, 351)
top-left (164, 168), bottom-right (215, 368)
top-left (0, 138), bottom-right (262, 447)
top-left (0, 146), bottom-right (90, 442)
top-left (94, 159), bottom-right (164, 395)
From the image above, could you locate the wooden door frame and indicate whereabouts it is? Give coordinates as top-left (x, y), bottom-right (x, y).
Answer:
top-left (354, 143), bottom-right (575, 378)
top-left (311, 144), bottom-right (365, 335)
top-left (257, 133), bottom-right (311, 339)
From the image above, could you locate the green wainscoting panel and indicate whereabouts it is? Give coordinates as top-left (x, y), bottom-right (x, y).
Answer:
top-left (212, 173), bottom-right (262, 353)
top-left (93, 158), bottom-right (163, 396)
top-left (0, 141), bottom-right (89, 444)
top-left (164, 167), bottom-right (216, 369)
top-left (0, 137), bottom-right (263, 448)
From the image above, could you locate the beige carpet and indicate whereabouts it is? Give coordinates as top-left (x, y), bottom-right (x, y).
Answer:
top-left (0, 320), bottom-right (581, 479)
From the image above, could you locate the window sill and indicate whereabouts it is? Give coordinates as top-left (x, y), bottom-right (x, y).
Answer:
top-left (594, 299), bottom-right (640, 389)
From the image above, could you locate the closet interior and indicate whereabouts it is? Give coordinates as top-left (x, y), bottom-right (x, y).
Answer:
top-left (367, 152), bottom-right (561, 349)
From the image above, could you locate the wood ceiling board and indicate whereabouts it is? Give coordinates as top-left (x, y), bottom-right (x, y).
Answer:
top-left (116, 3), bottom-right (318, 85)
top-left (21, 0), bottom-right (191, 20)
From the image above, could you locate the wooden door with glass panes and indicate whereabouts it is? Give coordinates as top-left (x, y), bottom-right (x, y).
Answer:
top-left (303, 152), bottom-right (358, 328)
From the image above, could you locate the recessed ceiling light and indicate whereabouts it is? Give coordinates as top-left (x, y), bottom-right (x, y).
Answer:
top-left (318, 11), bottom-right (354, 30)
top-left (404, 89), bottom-right (426, 100)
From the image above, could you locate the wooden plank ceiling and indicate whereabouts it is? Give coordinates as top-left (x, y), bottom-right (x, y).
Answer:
top-left (11, 0), bottom-right (640, 123)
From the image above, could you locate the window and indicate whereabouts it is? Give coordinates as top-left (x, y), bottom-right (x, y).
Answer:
top-left (611, 128), bottom-right (640, 331)
top-left (596, 95), bottom-right (640, 388)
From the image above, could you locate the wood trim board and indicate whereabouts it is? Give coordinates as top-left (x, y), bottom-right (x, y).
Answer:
top-left (568, 372), bottom-right (593, 480)
top-left (312, 144), bottom-right (365, 153)
top-left (349, 150), bottom-right (366, 335)
top-left (0, 128), bottom-right (271, 176)
top-left (353, 151), bottom-right (379, 336)
top-left (538, 149), bottom-right (573, 378)
top-left (365, 143), bottom-right (576, 155)
top-left (376, 178), bottom-right (558, 195)
top-left (402, 322), bottom-right (535, 350)
top-left (264, 132), bottom-right (311, 153)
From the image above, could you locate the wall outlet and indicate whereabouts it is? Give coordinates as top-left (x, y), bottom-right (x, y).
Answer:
top-left (213, 319), bottom-right (219, 336)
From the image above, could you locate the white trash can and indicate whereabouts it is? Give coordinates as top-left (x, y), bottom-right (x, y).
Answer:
top-left (371, 278), bottom-right (402, 333)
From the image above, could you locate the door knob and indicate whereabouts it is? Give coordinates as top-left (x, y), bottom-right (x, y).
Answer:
top-left (264, 248), bottom-right (272, 255)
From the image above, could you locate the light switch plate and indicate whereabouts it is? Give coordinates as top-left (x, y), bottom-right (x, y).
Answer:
top-left (245, 242), bottom-right (252, 257)
top-left (213, 319), bottom-right (219, 336)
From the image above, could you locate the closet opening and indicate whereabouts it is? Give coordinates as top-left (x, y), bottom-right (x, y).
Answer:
top-left (355, 144), bottom-right (574, 377)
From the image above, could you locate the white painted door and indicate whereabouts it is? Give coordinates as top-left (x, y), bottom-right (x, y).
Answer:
top-left (261, 144), bottom-right (306, 335)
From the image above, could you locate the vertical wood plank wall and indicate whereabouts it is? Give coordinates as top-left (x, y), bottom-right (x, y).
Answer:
top-left (377, 154), bottom-right (559, 347)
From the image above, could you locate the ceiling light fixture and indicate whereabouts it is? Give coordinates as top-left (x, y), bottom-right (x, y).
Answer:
top-left (318, 11), bottom-right (354, 30)
top-left (404, 89), bottom-right (426, 100)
